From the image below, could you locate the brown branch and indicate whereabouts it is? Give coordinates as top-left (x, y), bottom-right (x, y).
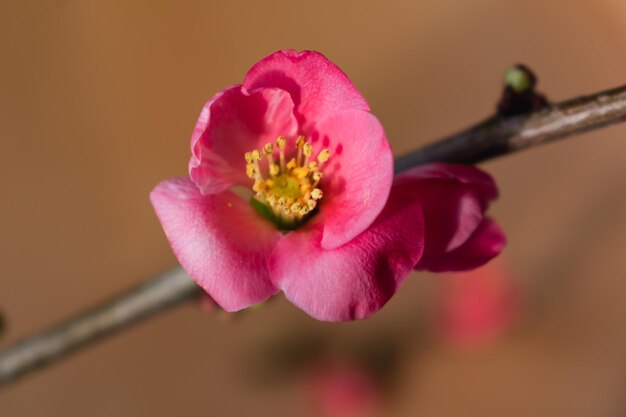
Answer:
top-left (0, 269), bottom-right (201, 385)
top-left (2, 83), bottom-right (626, 387)
top-left (394, 84), bottom-right (626, 171)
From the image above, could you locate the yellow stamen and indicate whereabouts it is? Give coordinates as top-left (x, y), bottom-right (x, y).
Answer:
top-left (246, 163), bottom-right (255, 179)
top-left (290, 202), bottom-right (302, 212)
top-left (303, 143), bottom-right (312, 166)
top-left (269, 164), bottom-right (280, 176)
top-left (296, 135), bottom-right (305, 166)
top-left (263, 143), bottom-right (275, 170)
top-left (253, 179), bottom-right (266, 194)
top-left (311, 188), bottom-right (323, 200)
top-left (249, 150), bottom-right (263, 180)
top-left (317, 149), bottom-right (330, 163)
top-left (245, 135), bottom-right (331, 227)
top-left (311, 172), bottom-right (323, 188)
top-left (276, 136), bottom-right (286, 170)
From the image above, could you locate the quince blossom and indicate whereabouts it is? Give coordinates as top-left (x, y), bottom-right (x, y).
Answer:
top-left (150, 50), bottom-right (505, 321)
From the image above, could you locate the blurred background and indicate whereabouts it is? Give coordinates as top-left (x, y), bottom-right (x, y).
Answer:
top-left (2, 0), bottom-right (626, 416)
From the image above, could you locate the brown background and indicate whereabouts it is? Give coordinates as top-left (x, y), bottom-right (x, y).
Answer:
top-left (2, 0), bottom-right (626, 416)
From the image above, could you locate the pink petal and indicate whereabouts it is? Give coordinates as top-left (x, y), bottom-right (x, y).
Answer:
top-left (150, 178), bottom-right (281, 311)
top-left (394, 163), bottom-right (504, 272)
top-left (401, 182), bottom-right (484, 254)
top-left (243, 50), bottom-right (369, 132)
top-left (271, 186), bottom-right (424, 322)
top-left (395, 163), bottom-right (498, 202)
top-left (311, 109), bottom-right (393, 249)
top-left (189, 85), bottom-right (298, 194)
top-left (420, 218), bottom-right (506, 272)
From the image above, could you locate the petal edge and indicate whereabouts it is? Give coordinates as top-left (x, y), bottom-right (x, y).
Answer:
top-left (150, 178), bottom-right (281, 311)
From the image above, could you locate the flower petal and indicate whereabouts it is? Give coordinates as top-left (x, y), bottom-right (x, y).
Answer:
top-left (271, 186), bottom-right (424, 322)
top-left (401, 181), bottom-right (484, 254)
top-left (394, 163), bottom-right (503, 272)
top-left (395, 163), bottom-right (498, 202)
top-left (150, 178), bottom-right (281, 311)
top-left (420, 218), bottom-right (506, 272)
top-left (189, 85), bottom-right (298, 194)
top-left (311, 109), bottom-right (393, 249)
top-left (243, 50), bottom-right (369, 131)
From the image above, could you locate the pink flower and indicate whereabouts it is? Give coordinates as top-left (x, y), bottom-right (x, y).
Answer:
top-left (302, 361), bottom-right (383, 417)
top-left (394, 163), bottom-right (506, 273)
top-left (433, 259), bottom-right (521, 348)
top-left (150, 50), bottom-right (505, 321)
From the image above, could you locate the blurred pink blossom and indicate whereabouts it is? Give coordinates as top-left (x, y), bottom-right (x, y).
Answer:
top-left (302, 361), bottom-right (383, 417)
top-left (434, 259), bottom-right (521, 348)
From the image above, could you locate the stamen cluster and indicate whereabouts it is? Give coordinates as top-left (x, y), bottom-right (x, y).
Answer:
top-left (245, 136), bottom-right (330, 226)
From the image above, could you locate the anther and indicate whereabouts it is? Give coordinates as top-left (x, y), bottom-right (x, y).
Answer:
top-left (290, 202), bottom-right (302, 212)
top-left (317, 149), bottom-right (330, 163)
top-left (311, 188), bottom-right (323, 200)
top-left (312, 172), bottom-right (323, 187)
top-left (253, 180), bottom-right (266, 194)
top-left (246, 163), bottom-right (255, 179)
top-left (277, 136), bottom-right (286, 170)
top-left (303, 143), bottom-right (312, 157)
top-left (303, 143), bottom-right (313, 166)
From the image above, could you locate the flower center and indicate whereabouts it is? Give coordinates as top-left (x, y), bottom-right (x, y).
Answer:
top-left (245, 135), bottom-right (330, 229)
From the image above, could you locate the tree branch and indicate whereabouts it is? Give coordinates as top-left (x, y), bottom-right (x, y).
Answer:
top-left (2, 83), bottom-right (626, 387)
top-left (395, 84), bottom-right (626, 171)
top-left (0, 269), bottom-right (200, 386)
